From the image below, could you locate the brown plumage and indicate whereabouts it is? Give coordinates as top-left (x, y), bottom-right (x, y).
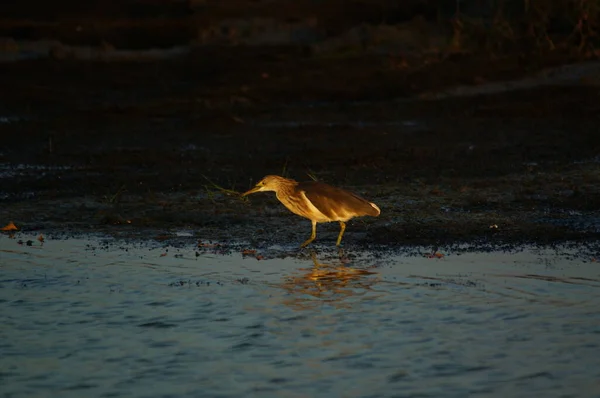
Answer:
top-left (242, 175), bottom-right (380, 247)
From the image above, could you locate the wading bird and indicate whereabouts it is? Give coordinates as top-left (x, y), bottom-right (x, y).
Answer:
top-left (242, 175), bottom-right (380, 247)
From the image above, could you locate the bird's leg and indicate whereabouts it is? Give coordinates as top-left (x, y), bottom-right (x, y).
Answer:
top-left (300, 220), bottom-right (317, 248)
top-left (336, 221), bottom-right (347, 246)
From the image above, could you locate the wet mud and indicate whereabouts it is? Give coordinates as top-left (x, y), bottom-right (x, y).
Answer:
top-left (1, 47), bottom-right (600, 250)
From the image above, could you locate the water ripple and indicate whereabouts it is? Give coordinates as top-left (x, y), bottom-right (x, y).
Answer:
top-left (1, 235), bottom-right (599, 397)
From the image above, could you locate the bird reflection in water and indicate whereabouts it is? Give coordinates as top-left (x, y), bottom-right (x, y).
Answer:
top-left (280, 249), bottom-right (379, 310)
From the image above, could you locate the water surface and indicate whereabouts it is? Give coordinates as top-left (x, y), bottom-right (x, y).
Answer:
top-left (1, 235), bottom-right (599, 397)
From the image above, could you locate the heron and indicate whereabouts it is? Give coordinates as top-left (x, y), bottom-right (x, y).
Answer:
top-left (242, 175), bottom-right (380, 247)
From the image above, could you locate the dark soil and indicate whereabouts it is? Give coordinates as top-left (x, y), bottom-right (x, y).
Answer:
top-left (1, 45), bottom-right (600, 249)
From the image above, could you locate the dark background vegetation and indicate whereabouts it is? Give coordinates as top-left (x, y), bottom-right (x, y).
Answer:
top-left (1, 0), bottom-right (598, 55)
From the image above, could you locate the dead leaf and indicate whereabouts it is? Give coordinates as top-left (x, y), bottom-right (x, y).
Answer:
top-left (37, 234), bottom-right (45, 243)
top-left (160, 252), bottom-right (167, 257)
top-left (1, 221), bottom-right (18, 231)
top-left (426, 251), bottom-right (445, 259)
top-left (242, 249), bottom-right (256, 255)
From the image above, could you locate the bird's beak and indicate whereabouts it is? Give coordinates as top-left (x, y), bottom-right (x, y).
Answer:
top-left (242, 185), bottom-right (262, 197)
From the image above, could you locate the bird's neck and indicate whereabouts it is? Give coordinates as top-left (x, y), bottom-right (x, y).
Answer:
top-left (274, 177), bottom-right (297, 189)
top-left (274, 178), bottom-right (297, 194)
top-left (272, 178), bottom-right (296, 201)
top-left (274, 179), bottom-right (310, 219)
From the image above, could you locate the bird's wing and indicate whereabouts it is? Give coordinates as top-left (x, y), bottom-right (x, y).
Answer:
top-left (298, 181), bottom-right (378, 219)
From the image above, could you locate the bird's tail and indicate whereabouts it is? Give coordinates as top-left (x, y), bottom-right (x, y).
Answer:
top-left (369, 202), bottom-right (381, 216)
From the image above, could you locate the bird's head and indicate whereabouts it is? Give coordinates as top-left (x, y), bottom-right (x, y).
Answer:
top-left (242, 175), bottom-right (294, 196)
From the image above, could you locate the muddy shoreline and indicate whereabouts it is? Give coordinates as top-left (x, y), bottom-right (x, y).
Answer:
top-left (1, 46), bottom-right (600, 249)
